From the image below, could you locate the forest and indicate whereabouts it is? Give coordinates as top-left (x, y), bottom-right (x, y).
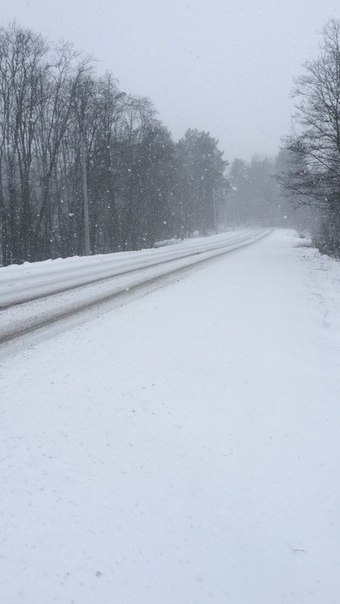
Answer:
top-left (0, 24), bottom-right (229, 265)
top-left (0, 20), bottom-right (339, 265)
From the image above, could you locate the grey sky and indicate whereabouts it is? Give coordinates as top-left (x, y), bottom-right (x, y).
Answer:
top-left (1, 0), bottom-right (339, 161)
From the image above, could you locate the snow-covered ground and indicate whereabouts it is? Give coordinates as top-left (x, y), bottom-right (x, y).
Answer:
top-left (0, 230), bottom-right (339, 603)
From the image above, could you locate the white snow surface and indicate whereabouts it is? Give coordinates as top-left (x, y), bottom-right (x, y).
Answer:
top-left (0, 230), bottom-right (340, 603)
top-left (0, 229), bottom-right (265, 308)
top-left (0, 229), bottom-right (268, 343)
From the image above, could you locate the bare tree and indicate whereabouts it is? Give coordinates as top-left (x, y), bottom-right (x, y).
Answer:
top-left (34, 44), bottom-right (88, 258)
top-left (281, 19), bottom-right (340, 254)
top-left (0, 24), bottom-right (47, 262)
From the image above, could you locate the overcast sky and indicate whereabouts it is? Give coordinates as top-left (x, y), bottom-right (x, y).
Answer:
top-left (1, 0), bottom-right (339, 161)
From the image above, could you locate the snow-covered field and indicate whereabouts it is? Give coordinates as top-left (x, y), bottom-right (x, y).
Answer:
top-left (0, 230), bottom-right (339, 603)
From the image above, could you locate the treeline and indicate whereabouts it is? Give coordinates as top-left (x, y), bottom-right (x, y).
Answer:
top-left (0, 24), bottom-right (227, 265)
top-left (280, 19), bottom-right (340, 257)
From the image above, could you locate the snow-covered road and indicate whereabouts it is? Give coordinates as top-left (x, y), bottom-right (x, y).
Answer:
top-left (0, 229), bottom-right (267, 308)
top-left (0, 229), bottom-right (268, 345)
top-left (1, 230), bottom-right (340, 603)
